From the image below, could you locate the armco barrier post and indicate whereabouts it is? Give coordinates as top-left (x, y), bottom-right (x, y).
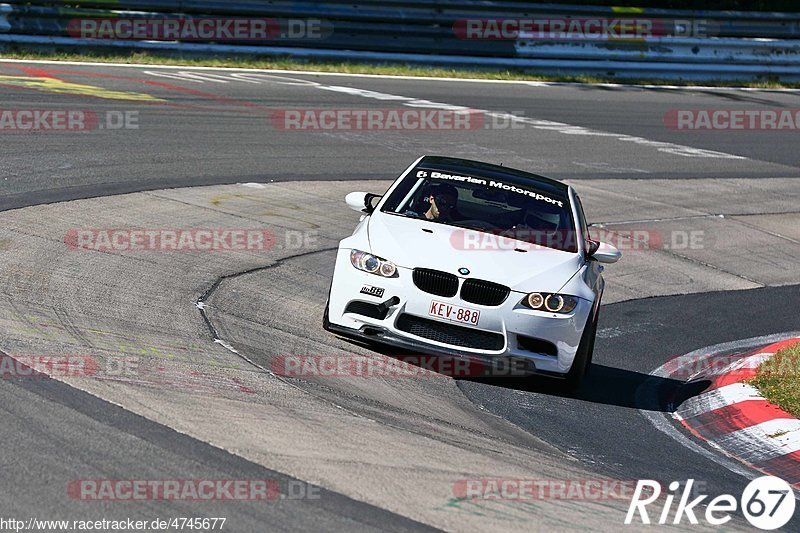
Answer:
top-left (0, 4), bottom-right (12, 33)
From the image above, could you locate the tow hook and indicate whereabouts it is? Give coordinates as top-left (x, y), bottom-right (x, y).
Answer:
top-left (375, 296), bottom-right (400, 315)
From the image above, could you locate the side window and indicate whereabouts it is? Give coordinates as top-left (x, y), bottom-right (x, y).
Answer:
top-left (573, 195), bottom-right (591, 250)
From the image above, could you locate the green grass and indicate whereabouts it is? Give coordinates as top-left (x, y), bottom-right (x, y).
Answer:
top-left (2, 49), bottom-right (799, 89)
top-left (750, 343), bottom-right (800, 419)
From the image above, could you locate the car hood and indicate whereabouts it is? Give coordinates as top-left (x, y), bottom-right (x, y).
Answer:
top-left (367, 213), bottom-right (583, 293)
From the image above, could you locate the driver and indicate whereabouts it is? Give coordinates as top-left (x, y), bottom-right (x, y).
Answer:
top-left (408, 183), bottom-right (459, 222)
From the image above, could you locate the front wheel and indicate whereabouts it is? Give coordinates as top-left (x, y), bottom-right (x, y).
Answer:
top-left (560, 309), bottom-right (598, 392)
top-left (322, 301), bottom-right (331, 331)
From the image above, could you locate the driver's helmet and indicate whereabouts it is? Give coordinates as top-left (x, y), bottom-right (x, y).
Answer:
top-left (427, 183), bottom-right (458, 209)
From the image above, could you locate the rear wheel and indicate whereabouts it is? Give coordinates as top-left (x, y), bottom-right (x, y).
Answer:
top-left (561, 308), bottom-right (599, 392)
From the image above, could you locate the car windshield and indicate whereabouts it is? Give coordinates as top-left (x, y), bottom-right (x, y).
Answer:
top-left (381, 166), bottom-right (577, 253)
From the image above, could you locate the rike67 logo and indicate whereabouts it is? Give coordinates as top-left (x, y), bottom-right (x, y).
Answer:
top-left (625, 476), bottom-right (795, 530)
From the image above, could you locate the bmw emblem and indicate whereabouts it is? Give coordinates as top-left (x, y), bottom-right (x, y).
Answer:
top-left (458, 267), bottom-right (470, 275)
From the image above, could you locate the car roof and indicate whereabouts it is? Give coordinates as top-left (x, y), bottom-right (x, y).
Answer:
top-left (417, 155), bottom-right (569, 197)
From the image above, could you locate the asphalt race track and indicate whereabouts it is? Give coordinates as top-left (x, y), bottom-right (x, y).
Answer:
top-left (0, 60), bottom-right (799, 531)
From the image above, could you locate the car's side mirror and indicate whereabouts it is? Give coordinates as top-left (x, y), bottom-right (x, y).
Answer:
top-left (345, 192), bottom-right (382, 214)
top-left (587, 240), bottom-right (621, 264)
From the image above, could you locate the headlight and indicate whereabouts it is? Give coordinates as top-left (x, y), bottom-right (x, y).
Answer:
top-left (350, 249), bottom-right (397, 277)
top-left (521, 292), bottom-right (578, 314)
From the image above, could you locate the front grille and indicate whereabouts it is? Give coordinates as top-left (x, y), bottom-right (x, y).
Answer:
top-left (412, 268), bottom-right (458, 297)
top-left (344, 301), bottom-right (389, 320)
top-left (460, 279), bottom-right (510, 306)
top-left (396, 314), bottom-right (505, 351)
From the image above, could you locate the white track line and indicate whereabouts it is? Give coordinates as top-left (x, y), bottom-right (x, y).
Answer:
top-left (301, 83), bottom-right (745, 160)
top-left (712, 419), bottom-right (800, 464)
top-left (2, 57), bottom-right (800, 92)
top-left (676, 382), bottom-right (763, 420)
top-left (0, 58), bottom-right (754, 159)
top-left (726, 351), bottom-right (775, 372)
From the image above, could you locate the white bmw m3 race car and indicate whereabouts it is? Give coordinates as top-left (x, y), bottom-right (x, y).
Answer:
top-left (323, 156), bottom-right (621, 389)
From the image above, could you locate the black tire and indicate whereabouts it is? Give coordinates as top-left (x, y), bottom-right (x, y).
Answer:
top-left (322, 276), bottom-right (334, 332)
top-left (561, 308), bottom-right (598, 392)
top-left (322, 301), bottom-right (331, 331)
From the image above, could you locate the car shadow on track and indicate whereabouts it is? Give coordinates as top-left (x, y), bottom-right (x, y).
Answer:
top-left (457, 364), bottom-right (711, 413)
top-left (337, 337), bottom-right (707, 413)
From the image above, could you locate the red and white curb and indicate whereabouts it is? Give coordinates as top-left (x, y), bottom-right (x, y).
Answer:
top-left (663, 337), bottom-right (800, 485)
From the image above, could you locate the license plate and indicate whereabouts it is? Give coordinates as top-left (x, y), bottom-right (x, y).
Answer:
top-left (428, 300), bottom-right (480, 326)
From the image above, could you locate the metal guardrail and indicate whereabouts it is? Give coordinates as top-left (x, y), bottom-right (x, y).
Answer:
top-left (4, 32), bottom-right (799, 83)
top-left (3, 0), bottom-right (800, 38)
top-left (515, 37), bottom-right (800, 65)
top-left (0, 1), bottom-right (799, 81)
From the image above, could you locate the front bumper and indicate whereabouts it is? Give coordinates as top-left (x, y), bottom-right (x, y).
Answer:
top-left (327, 247), bottom-right (593, 375)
